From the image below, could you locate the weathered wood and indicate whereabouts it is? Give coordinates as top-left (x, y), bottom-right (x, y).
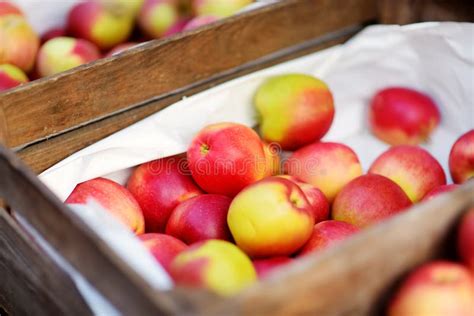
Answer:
top-left (0, 0), bottom-right (378, 149)
top-left (207, 182), bottom-right (474, 316)
top-left (0, 208), bottom-right (93, 316)
top-left (17, 31), bottom-right (356, 174)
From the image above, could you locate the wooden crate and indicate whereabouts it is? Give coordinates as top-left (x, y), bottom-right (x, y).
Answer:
top-left (0, 0), bottom-right (473, 315)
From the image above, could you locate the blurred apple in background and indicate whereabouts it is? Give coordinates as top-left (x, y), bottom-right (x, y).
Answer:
top-left (0, 1), bottom-right (23, 17)
top-left (458, 208), bottom-right (474, 272)
top-left (36, 37), bottom-right (100, 77)
top-left (139, 233), bottom-right (188, 273)
top-left (183, 15), bottom-right (219, 31)
top-left (40, 26), bottom-right (66, 43)
top-left (449, 130), bottom-right (474, 184)
top-left (192, 0), bottom-right (253, 18)
top-left (0, 64), bottom-right (28, 92)
top-left (138, 0), bottom-right (182, 38)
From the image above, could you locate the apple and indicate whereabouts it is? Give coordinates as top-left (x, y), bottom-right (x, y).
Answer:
top-left (369, 87), bottom-right (441, 145)
top-left (227, 176), bottom-right (314, 257)
top-left (284, 142), bottom-right (363, 202)
top-left (0, 15), bottom-right (39, 72)
top-left (192, 0), bottom-right (253, 18)
top-left (36, 37), bottom-right (100, 77)
top-left (170, 239), bottom-right (256, 295)
top-left (252, 257), bottom-right (293, 279)
top-left (127, 154), bottom-right (203, 232)
top-left (100, 0), bottom-right (145, 17)
top-left (41, 27), bottom-right (66, 44)
top-left (449, 130), bottom-right (474, 184)
top-left (263, 142), bottom-right (281, 176)
top-left (106, 42), bottom-right (139, 57)
top-left (166, 194), bottom-right (233, 244)
top-left (0, 1), bottom-right (23, 17)
top-left (67, 0), bottom-right (134, 50)
top-left (187, 122), bottom-right (267, 197)
top-left (65, 177), bottom-right (145, 234)
top-left (254, 74), bottom-right (335, 150)
top-left (332, 174), bottom-right (412, 228)
top-left (369, 145), bottom-right (446, 203)
top-left (298, 220), bottom-right (360, 256)
top-left (278, 175), bottom-right (329, 223)
top-left (138, 0), bottom-right (181, 38)
top-left (458, 208), bottom-right (474, 272)
top-left (138, 233), bottom-right (187, 273)
top-left (422, 184), bottom-right (460, 201)
top-left (388, 261), bottom-right (474, 316)
top-left (0, 64), bottom-right (28, 92)
top-left (183, 15), bottom-right (219, 31)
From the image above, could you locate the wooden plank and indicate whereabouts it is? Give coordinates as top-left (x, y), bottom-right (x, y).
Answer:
top-left (207, 182), bottom-right (474, 315)
top-left (0, 209), bottom-right (93, 316)
top-left (17, 30), bottom-right (356, 174)
top-left (1, 0), bottom-right (378, 149)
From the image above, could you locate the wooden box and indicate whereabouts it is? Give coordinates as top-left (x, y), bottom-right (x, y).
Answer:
top-left (0, 0), bottom-right (473, 315)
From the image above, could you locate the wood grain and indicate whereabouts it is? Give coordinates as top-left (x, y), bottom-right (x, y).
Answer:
top-left (1, 0), bottom-right (377, 149)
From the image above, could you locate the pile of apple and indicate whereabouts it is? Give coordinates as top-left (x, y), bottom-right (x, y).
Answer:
top-left (0, 0), bottom-right (253, 92)
top-left (65, 73), bottom-right (474, 307)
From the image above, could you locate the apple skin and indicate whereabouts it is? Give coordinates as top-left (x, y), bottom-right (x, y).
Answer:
top-left (388, 261), bottom-right (474, 316)
top-left (192, 0), bottom-right (252, 18)
top-left (138, 233), bottom-right (187, 273)
top-left (36, 37), bottom-right (100, 77)
top-left (0, 15), bottom-right (39, 72)
top-left (166, 194), bottom-right (233, 244)
top-left (65, 177), bottom-right (145, 234)
top-left (369, 145), bottom-right (446, 203)
top-left (0, 64), bottom-right (28, 92)
top-left (183, 15), bottom-right (219, 31)
top-left (298, 220), bottom-right (360, 256)
top-left (263, 142), bottom-right (281, 176)
top-left (252, 257), bottom-right (293, 279)
top-left (254, 74), bottom-right (335, 151)
top-left (187, 122), bottom-right (267, 197)
top-left (0, 1), bottom-right (23, 17)
top-left (227, 177), bottom-right (314, 258)
top-left (449, 130), bottom-right (474, 184)
top-left (369, 87), bottom-right (440, 145)
top-left (284, 142), bottom-right (363, 202)
top-left (105, 42), bottom-right (138, 57)
top-left (68, 1), bottom-right (134, 50)
top-left (138, 0), bottom-right (181, 38)
top-left (127, 155), bottom-right (203, 233)
top-left (277, 175), bottom-right (329, 223)
top-left (332, 174), bottom-right (412, 228)
top-left (170, 239), bottom-right (256, 296)
top-left (41, 27), bottom-right (67, 44)
top-left (458, 208), bottom-right (474, 272)
top-left (422, 184), bottom-right (460, 201)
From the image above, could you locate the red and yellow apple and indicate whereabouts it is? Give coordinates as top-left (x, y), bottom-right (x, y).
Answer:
top-left (227, 177), bottom-right (314, 257)
top-left (170, 239), bottom-right (256, 295)
top-left (67, 1), bottom-right (134, 50)
top-left (138, 0), bottom-right (181, 38)
top-left (422, 184), bottom-right (460, 201)
top-left (284, 142), bottom-right (363, 202)
top-left (65, 177), bottom-right (145, 234)
top-left (166, 194), bottom-right (233, 244)
top-left (183, 15), bottom-right (219, 31)
top-left (100, 0), bottom-right (145, 17)
top-left (388, 261), bottom-right (474, 316)
top-left (187, 122), bottom-right (267, 197)
top-left (458, 208), bottom-right (474, 272)
top-left (298, 220), bottom-right (359, 256)
top-left (0, 15), bottom-right (39, 72)
top-left (36, 37), bottom-right (100, 77)
top-left (369, 145), bottom-right (446, 203)
top-left (0, 64), bottom-right (28, 92)
top-left (138, 233), bottom-right (187, 273)
top-left (0, 1), bottom-right (23, 17)
top-left (254, 74), bottom-right (335, 150)
top-left (252, 256), bottom-right (293, 279)
top-left (369, 87), bottom-right (440, 145)
top-left (332, 174), bottom-right (412, 228)
top-left (127, 155), bottom-right (203, 232)
top-left (192, 0), bottom-right (252, 18)
top-left (449, 130), bottom-right (474, 184)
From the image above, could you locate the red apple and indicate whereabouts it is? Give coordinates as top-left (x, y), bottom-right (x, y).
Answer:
top-left (369, 145), bottom-right (446, 203)
top-left (388, 261), bottom-right (474, 316)
top-left (138, 233), bottom-right (187, 273)
top-left (369, 87), bottom-right (441, 145)
top-left (458, 208), bottom-right (474, 272)
top-left (449, 130), bottom-right (474, 184)
top-left (187, 122), bottom-right (267, 197)
top-left (0, 64), bottom-right (28, 92)
top-left (298, 220), bottom-right (360, 256)
top-left (127, 155), bottom-right (203, 232)
top-left (252, 257), bottom-right (293, 279)
top-left (41, 27), bottom-right (67, 44)
top-left (0, 1), bottom-right (23, 17)
top-left (422, 184), bottom-right (460, 201)
top-left (166, 194), bottom-right (233, 244)
top-left (284, 142), bottom-right (363, 202)
top-left (65, 177), bottom-right (145, 234)
top-left (183, 15), bottom-right (219, 31)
